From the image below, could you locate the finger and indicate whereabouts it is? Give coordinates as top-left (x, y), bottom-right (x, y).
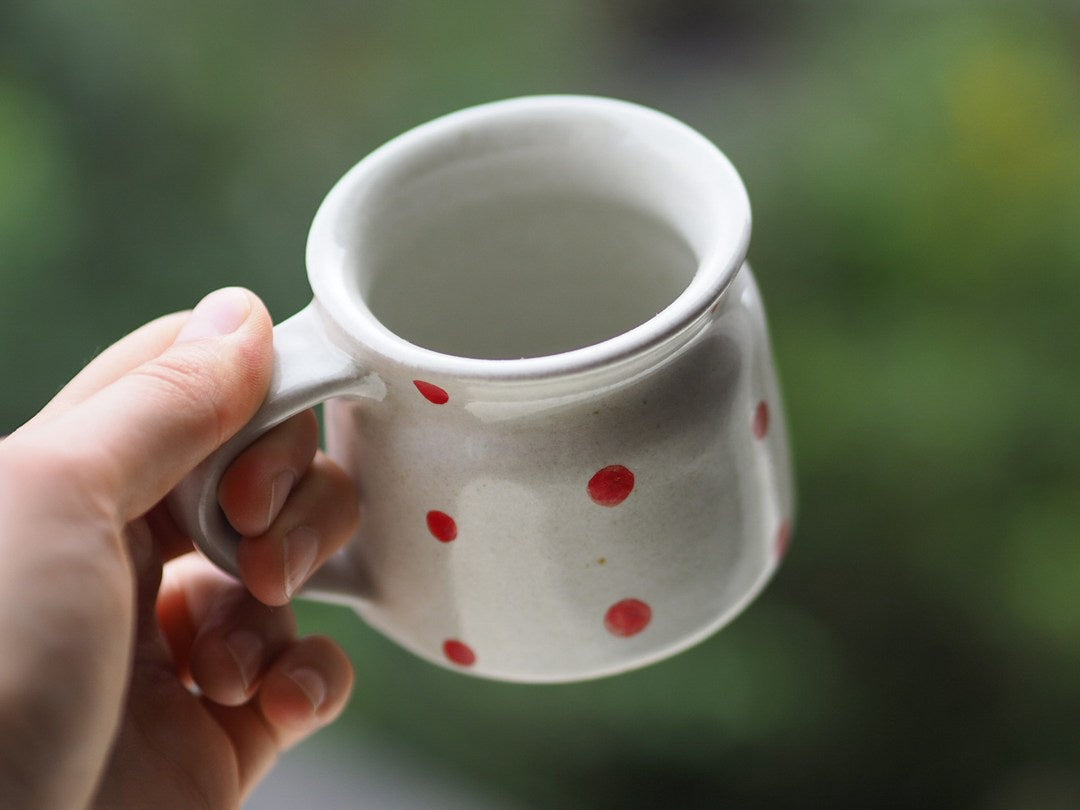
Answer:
top-left (158, 553), bottom-right (298, 705)
top-left (257, 635), bottom-right (354, 747)
top-left (189, 595), bottom-right (297, 708)
top-left (218, 410), bottom-right (320, 538)
top-left (28, 312), bottom-right (188, 426)
top-left (186, 566), bottom-right (298, 706)
top-left (202, 635), bottom-right (353, 799)
top-left (33, 288), bottom-right (275, 522)
top-left (237, 453), bottom-right (359, 606)
top-left (156, 555), bottom-right (203, 684)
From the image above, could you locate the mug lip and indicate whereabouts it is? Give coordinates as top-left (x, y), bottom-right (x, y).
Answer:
top-left (305, 95), bottom-right (751, 383)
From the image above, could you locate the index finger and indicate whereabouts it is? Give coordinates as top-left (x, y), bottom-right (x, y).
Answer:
top-left (27, 311), bottom-right (188, 427)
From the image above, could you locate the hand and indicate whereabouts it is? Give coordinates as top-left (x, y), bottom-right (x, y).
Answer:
top-left (0, 288), bottom-right (358, 809)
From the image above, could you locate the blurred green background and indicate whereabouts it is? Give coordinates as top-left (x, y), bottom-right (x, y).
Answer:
top-left (3, 1), bottom-right (1079, 807)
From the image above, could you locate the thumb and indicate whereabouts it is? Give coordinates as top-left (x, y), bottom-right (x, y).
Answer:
top-left (58, 287), bottom-right (275, 521)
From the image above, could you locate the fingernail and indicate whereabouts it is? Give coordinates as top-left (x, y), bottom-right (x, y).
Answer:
top-left (283, 526), bottom-right (319, 599)
top-left (225, 630), bottom-right (263, 691)
top-left (264, 470), bottom-right (296, 534)
top-left (287, 666), bottom-right (328, 712)
top-left (176, 287), bottom-right (251, 343)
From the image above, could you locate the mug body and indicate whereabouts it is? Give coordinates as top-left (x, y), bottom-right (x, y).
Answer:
top-left (302, 96), bottom-right (793, 682)
top-left (323, 267), bottom-right (791, 682)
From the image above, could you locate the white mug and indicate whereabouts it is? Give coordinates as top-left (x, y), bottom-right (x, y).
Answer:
top-left (169, 96), bottom-right (794, 683)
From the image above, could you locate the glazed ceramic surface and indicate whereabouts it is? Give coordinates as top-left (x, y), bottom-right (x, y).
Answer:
top-left (169, 96), bottom-right (794, 683)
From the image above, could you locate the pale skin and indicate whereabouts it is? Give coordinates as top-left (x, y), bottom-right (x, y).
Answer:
top-left (0, 288), bottom-right (359, 809)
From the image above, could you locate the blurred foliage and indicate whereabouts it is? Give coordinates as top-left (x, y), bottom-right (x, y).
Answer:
top-left (2, 1), bottom-right (1079, 808)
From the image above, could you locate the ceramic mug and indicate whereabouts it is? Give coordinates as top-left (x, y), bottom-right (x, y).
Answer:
top-left (169, 95), bottom-right (794, 683)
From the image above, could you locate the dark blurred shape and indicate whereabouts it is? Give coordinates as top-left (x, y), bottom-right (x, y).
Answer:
top-left (605, 0), bottom-right (807, 62)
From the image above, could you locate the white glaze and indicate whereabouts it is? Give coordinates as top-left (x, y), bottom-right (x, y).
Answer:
top-left (169, 96), bottom-right (793, 683)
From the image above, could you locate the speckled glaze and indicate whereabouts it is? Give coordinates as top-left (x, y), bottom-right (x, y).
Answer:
top-left (170, 96), bottom-right (794, 683)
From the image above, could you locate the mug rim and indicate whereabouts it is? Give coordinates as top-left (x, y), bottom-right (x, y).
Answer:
top-left (305, 95), bottom-right (751, 382)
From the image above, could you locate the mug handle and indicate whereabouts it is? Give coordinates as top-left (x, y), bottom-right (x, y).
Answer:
top-left (167, 301), bottom-right (376, 597)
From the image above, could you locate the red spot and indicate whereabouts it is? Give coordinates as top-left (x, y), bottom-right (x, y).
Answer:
top-left (776, 520), bottom-right (792, 559)
top-left (426, 510), bottom-right (457, 542)
top-left (414, 380), bottom-right (449, 404)
top-left (753, 400), bottom-right (770, 439)
top-left (443, 639), bottom-right (476, 666)
top-left (605, 599), bottom-right (652, 637)
top-left (588, 465), bottom-right (635, 506)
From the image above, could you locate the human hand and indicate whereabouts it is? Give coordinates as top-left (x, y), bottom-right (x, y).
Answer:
top-left (0, 288), bottom-right (358, 809)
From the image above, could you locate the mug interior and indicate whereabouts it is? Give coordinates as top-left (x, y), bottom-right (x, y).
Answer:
top-left (310, 97), bottom-right (749, 370)
top-left (364, 189), bottom-right (696, 360)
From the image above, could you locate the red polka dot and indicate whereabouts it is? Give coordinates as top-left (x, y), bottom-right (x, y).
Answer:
top-left (443, 639), bottom-right (476, 666)
top-left (753, 400), bottom-right (770, 439)
top-left (604, 598), bottom-right (652, 637)
top-left (776, 520), bottom-right (792, 559)
top-left (588, 465), bottom-right (635, 506)
top-left (426, 510), bottom-right (457, 542)
top-left (414, 380), bottom-right (449, 404)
